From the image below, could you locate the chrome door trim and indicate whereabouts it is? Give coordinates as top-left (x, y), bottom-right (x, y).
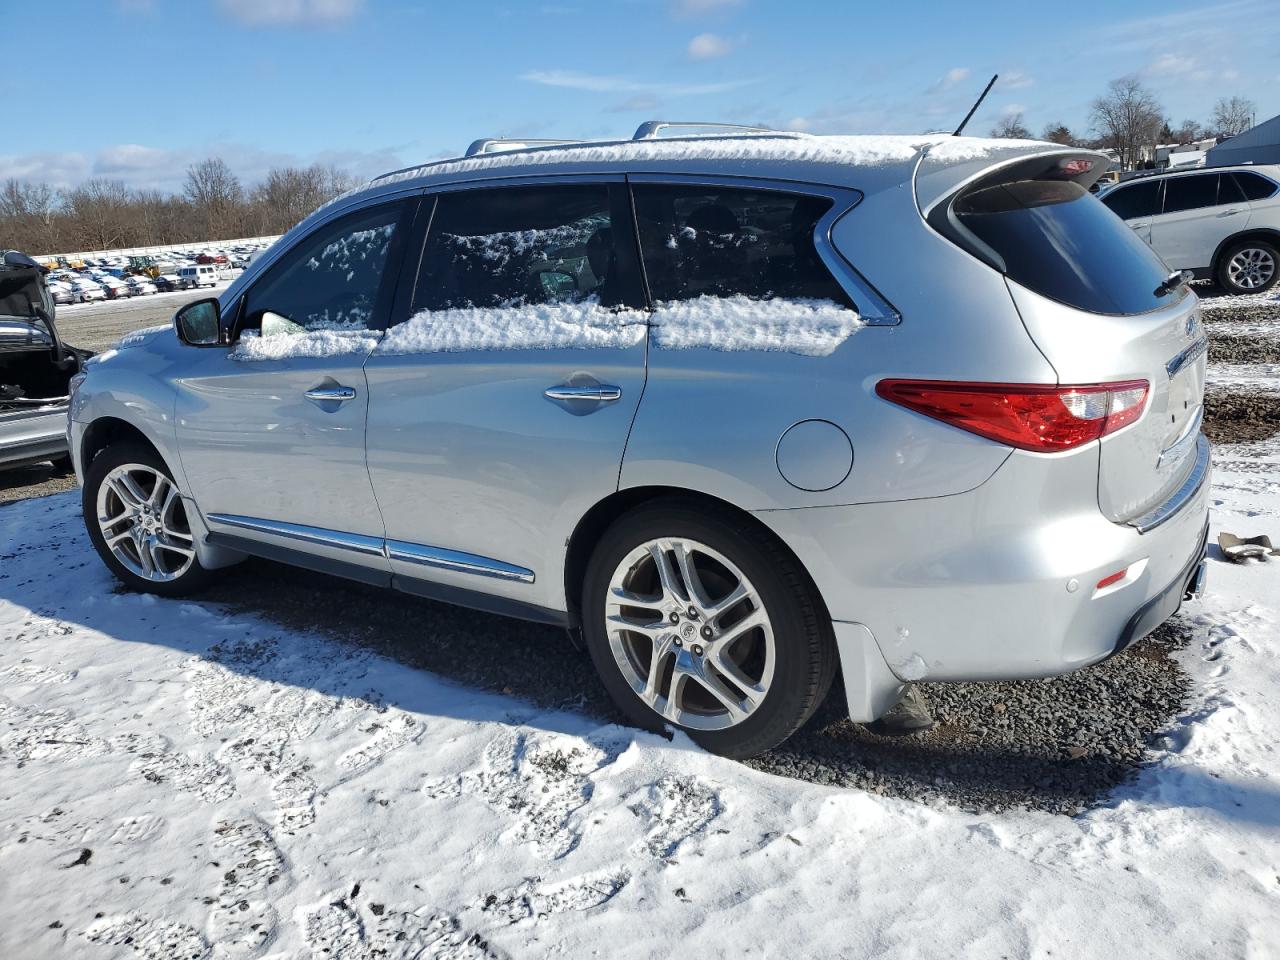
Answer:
top-left (205, 514), bottom-right (386, 557)
top-left (624, 172), bottom-right (900, 325)
top-left (1129, 433), bottom-right (1211, 534)
top-left (204, 514), bottom-right (537, 583)
top-left (1157, 404), bottom-right (1205, 468)
top-left (385, 539), bottom-right (536, 583)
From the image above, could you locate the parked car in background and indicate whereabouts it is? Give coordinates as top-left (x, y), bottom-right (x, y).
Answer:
top-left (98, 277), bottom-right (132, 300)
top-left (154, 274), bottom-right (182, 293)
top-left (126, 276), bottom-right (158, 296)
top-left (1, 251), bottom-right (92, 471)
top-left (177, 264), bottom-right (218, 289)
top-left (70, 279), bottom-right (105, 303)
top-left (1100, 165), bottom-right (1280, 294)
top-left (47, 281), bottom-right (75, 306)
top-left (68, 129), bottom-right (1209, 759)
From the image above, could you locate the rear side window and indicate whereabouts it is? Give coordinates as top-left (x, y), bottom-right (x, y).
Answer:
top-left (951, 179), bottom-right (1178, 315)
top-left (1161, 174), bottom-right (1220, 214)
top-left (1101, 180), bottom-right (1161, 220)
top-left (413, 184), bottom-right (642, 311)
top-left (1233, 172), bottom-right (1278, 201)
top-left (632, 185), bottom-right (856, 308)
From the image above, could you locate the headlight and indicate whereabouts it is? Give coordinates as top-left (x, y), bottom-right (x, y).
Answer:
top-left (68, 371), bottom-right (88, 401)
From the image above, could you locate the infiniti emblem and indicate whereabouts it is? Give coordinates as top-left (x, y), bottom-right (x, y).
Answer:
top-left (1185, 313), bottom-right (1199, 338)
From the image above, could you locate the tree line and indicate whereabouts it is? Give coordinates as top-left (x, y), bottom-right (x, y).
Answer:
top-left (991, 82), bottom-right (1259, 172)
top-left (1, 159), bottom-right (361, 256)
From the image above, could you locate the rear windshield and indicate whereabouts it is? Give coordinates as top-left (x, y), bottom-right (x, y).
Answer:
top-left (950, 179), bottom-right (1180, 315)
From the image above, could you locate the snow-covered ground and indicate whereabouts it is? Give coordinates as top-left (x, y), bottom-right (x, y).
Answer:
top-left (1, 456), bottom-right (1278, 957)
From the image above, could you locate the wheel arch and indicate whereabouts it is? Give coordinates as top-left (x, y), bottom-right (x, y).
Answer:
top-left (79, 416), bottom-right (167, 472)
top-left (563, 485), bottom-right (833, 629)
top-left (1211, 228), bottom-right (1280, 275)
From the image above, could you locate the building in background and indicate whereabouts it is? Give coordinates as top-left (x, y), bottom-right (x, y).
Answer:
top-left (1206, 114), bottom-right (1280, 167)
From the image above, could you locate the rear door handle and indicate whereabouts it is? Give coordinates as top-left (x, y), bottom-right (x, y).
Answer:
top-left (544, 384), bottom-right (622, 402)
top-left (1217, 208), bottom-right (1242, 217)
top-left (305, 385), bottom-right (357, 402)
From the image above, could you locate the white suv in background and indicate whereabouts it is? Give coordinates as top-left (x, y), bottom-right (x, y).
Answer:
top-left (1100, 165), bottom-right (1280, 294)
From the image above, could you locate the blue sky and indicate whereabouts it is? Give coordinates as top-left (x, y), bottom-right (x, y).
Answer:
top-left (5, 0), bottom-right (1278, 192)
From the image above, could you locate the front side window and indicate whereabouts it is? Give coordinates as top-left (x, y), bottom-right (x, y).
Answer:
top-left (632, 184), bottom-right (855, 307)
top-left (243, 202), bottom-right (404, 334)
top-left (412, 184), bottom-right (639, 312)
top-left (1101, 180), bottom-right (1162, 220)
top-left (1161, 174), bottom-right (1220, 214)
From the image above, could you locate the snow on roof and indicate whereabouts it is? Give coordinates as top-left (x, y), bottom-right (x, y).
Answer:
top-left (369, 133), bottom-right (1036, 190)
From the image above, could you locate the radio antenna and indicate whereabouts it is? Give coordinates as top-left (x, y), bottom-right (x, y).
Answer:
top-left (952, 74), bottom-right (999, 136)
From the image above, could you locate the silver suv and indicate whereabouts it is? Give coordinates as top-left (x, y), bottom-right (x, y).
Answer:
top-left (1100, 165), bottom-right (1280, 294)
top-left (70, 125), bottom-right (1211, 759)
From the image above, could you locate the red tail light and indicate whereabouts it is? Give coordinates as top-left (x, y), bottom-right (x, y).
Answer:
top-left (875, 379), bottom-right (1149, 452)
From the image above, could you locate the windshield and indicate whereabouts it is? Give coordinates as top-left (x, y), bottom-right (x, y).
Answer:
top-left (949, 179), bottom-right (1180, 315)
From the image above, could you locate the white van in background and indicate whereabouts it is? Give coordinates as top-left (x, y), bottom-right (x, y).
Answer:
top-left (177, 264), bottom-right (219, 290)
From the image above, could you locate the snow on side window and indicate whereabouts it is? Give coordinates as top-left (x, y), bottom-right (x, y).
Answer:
top-left (231, 326), bottom-right (380, 362)
top-left (650, 296), bottom-right (861, 357)
top-left (377, 299), bottom-right (646, 354)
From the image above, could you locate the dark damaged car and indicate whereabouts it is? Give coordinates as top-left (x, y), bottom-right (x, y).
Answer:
top-left (0, 251), bottom-right (93, 471)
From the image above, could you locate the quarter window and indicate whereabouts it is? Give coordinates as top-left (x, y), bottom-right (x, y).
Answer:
top-left (631, 185), bottom-right (856, 307)
top-left (412, 184), bottom-right (642, 311)
top-left (1101, 180), bottom-right (1161, 220)
top-left (1233, 172), bottom-right (1278, 202)
top-left (243, 202), bottom-right (404, 332)
top-left (1161, 175), bottom-right (1220, 214)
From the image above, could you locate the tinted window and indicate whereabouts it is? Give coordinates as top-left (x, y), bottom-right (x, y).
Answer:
top-left (1162, 174), bottom-right (1220, 214)
top-left (245, 203), bottom-right (403, 331)
top-left (1101, 180), bottom-right (1161, 220)
top-left (632, 185), bottom-right (855, 307)
top-left (1233, 172), bottom-right (1278, 201)
top-left (413, 184), bottom-right (640, 311)
top-left (1218, 173), bottom-right (1248, 204)
top-left (954, 180), bottom-right (1178, 315)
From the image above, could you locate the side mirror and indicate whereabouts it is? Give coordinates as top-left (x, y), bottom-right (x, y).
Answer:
top-left (174, 298), bottom-right (222, 346)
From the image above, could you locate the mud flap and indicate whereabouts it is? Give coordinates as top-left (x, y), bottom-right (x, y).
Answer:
top-left (832, 621), bottom-right (905, 722)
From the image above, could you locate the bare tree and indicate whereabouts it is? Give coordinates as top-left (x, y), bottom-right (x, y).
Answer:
top-left (1212, 96), bottom-right (1256, 138)
top-left (1040, 122), bottom-right (1078, 146)
top-left (1090, 76), bottom-right (1164, 171)
top-left (1, 180), bottom-right (61, 253)
top-left (991, 111), bottom-right (1032, 139)
top-left (63, 179), bottom-right (135, 252)
top-left (249, 164), bottom-right (361, 235)
top-left (1171, 119), bottom-right (1205, 144)
top-left (183, 158), bottom-right (244, 239)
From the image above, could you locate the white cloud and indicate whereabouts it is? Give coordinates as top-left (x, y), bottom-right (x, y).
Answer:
top-left (1001, 70), bottom-right (1033, 90)
top-left (215, 0), bottom-right (363, 26)
top-left (606, 95), bottom-right (662, 114)
top-left (670, 0), bottom-right (742, 17)
top-left (1145, 52), bottom-right (1197, 77)
top-left (687, 33), bottom-right (731, 60)
top-left (927, 67), bottom-right (970, 94)
top-left (521, 69), bottom-right (753, 96)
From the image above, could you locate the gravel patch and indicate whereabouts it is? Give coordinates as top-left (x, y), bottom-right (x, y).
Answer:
top-left (1202, 388), bottom-right (1280, 444)
top-left (749, 621), bottom-right (1193, 815)
top-left (1208, 333), bottom-right (1280, 366)
top-left (0, 461), bottom-right (78, 506)
top-left (199, 558), bottom-right (1198, 815)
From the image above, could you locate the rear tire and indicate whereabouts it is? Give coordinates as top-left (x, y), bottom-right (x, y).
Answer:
top-left (582, 500), bottom-right (836, 759)
top-left (82, 442), bottom-right (219, 597)
top-left (1216, 239), bottom-right (1279, 295)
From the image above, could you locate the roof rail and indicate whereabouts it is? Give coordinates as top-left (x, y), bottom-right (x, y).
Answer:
top-left (631, 121), bottom-right (781, 140)
top-left (464, 138), bottom-right (583, 157)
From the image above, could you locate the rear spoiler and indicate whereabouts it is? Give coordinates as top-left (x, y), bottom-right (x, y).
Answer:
top-left (914, 142), bottom-right (1111, 217)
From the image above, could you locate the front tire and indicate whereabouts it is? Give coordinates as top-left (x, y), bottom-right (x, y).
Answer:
top-left (582, 501), bottom-right (836, 759)
top-left (82, 442), bottom-right (219, 596)
top-left (1216, 239), bottom-right (1278, 295)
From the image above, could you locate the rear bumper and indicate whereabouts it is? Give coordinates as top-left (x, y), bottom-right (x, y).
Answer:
top-left (1113, 519), bottom-right (1208, 655)
top-left (756, 435), bottom-right (1211, 692)
top-left (1, 408), bottom-right (70, 469)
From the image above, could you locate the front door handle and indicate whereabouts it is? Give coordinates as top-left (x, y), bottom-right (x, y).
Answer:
top-left (1217, 208), bottom-right (1242, 217)
top-left (544, 384), bottom-right (622, 402)
top-left (305, 385), bottom-right (357, 402)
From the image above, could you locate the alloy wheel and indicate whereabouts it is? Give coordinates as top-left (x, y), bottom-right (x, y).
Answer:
top-left (1227, 247), bottom-right (1276, 290)
top-left (95, 464), bottom-right (196, 582)
top-left (605, 537), bottom-right (775, 731)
